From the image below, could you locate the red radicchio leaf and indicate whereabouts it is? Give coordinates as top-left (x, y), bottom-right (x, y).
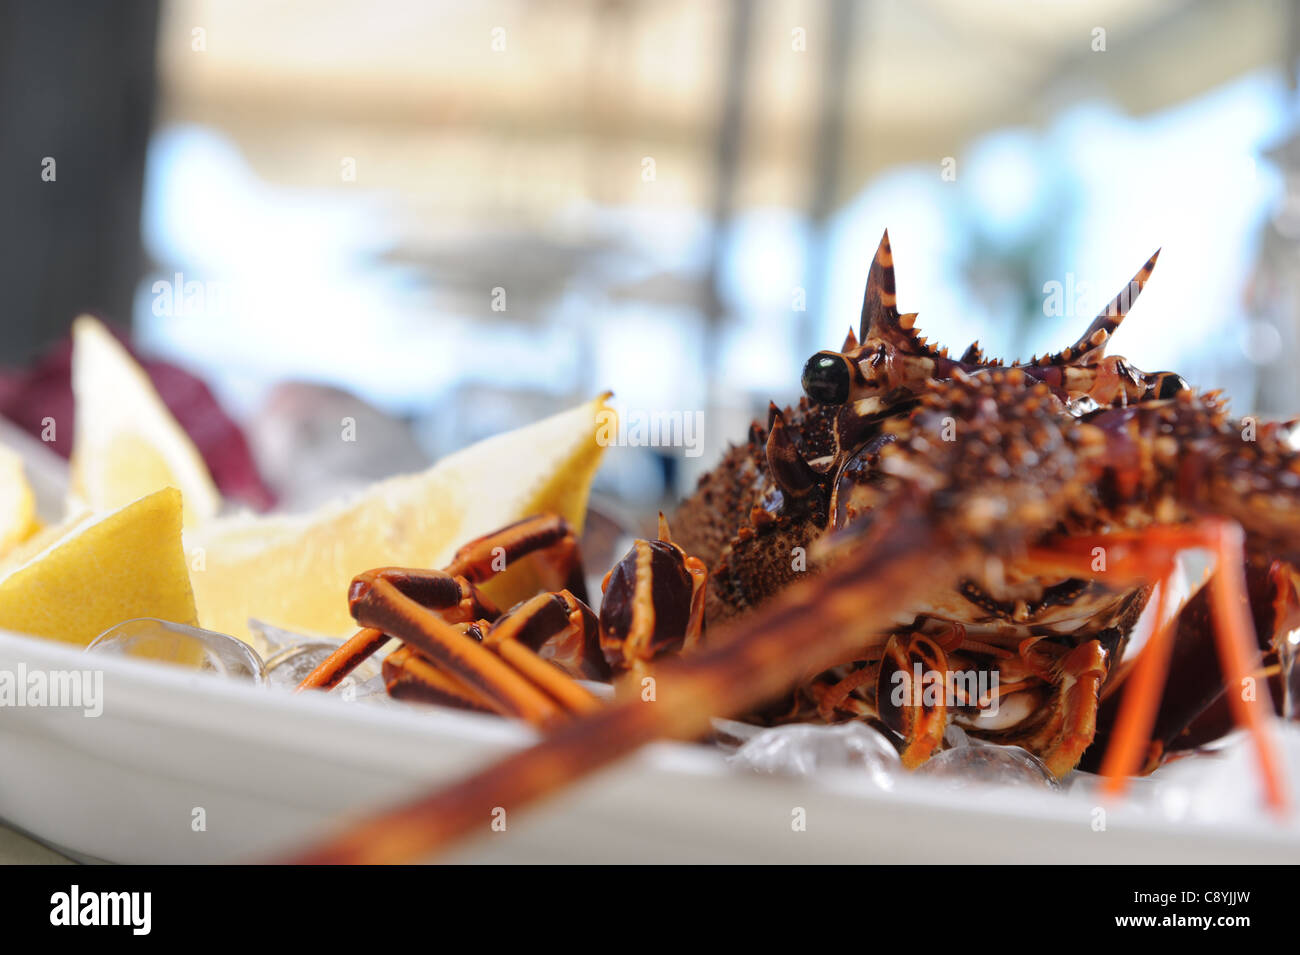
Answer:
top-left (0, 318), bottom-right (276, 512)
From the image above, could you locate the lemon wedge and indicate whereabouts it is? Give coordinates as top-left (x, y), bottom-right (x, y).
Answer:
top-left (187, 395), bottom-right (612, 645)
top-left (68, 315), bottom-right (221, 528)
top-left (0, 444), bottom-right (38, 559)
top-left (0, 487), bottom-right (198, 652)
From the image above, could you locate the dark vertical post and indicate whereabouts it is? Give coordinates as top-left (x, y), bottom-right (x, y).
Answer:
top-left (805, 0), bottom-right (857, 353)
top-left (702, 0), bottom-right (754, 404)
top-left (0, 0), bottom-right (161, 363)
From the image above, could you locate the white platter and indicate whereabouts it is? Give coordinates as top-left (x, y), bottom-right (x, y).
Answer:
top-left (1, 627), bottom-right (1298, 864)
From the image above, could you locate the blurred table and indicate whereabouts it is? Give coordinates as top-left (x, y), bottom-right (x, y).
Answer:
top-left (0, 822), bottom-right (72, 864)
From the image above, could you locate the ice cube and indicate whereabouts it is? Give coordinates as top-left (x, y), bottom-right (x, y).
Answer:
top-left (728, 722), bottom-right (900, 788)
top-left (711, 717), bottom-right (769, 753)
top-left (263, 641), bottom-right (383, 697)
top-left (944, 723), bottom-right (972, 749)
top-left (1141, 724), bottom-right (1300, 824)
top-left (248, 618), bottom-right (337, 654)
top-left (915, 741), bottom-right (1059, 790)
top-left (1064, 769), bottom-right (1193, 821)
top-left (87, 617), bottom-right (265, 682)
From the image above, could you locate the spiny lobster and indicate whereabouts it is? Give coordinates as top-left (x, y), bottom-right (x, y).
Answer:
top-left (289, 231), bottom-right (1297, 863)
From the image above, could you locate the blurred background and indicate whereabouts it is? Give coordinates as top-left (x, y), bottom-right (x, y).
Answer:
top-left (4, 0), bottom-right (1300, 522)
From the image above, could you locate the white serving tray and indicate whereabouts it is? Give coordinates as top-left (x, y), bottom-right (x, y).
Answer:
top-left (1, 626), bottom-right (1298, 864)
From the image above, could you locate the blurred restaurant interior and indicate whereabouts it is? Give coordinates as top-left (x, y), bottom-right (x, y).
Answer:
top-left (5, 0), bottom-right (1300, 525)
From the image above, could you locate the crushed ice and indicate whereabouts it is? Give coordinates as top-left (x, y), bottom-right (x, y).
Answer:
top-left (726, 722), bottom-right (900, 790)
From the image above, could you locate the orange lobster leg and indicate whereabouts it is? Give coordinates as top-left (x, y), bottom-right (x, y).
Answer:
top-left (445, 514), bottom-right (589, 603)
top-left (383, 645), bottom-right (497, 713)
top-left (1208, 522), bottom-right (1289, 812)
top-left (280, 515), bottom-right (974, 864)
top-left (1098, 577), bottom-right (1176, 792)
top-left (297, 627), bottom-right (390, 692)
top-left (1030, 519), bottom-right (1288, 811)
top-left (1039, 641), bottom-right (1111, 777)
top-left (297, 516), bottom-right (585, 693)
top-left (480, 592), bottom-right (602, 716)
top-left (296, 569), bottom-right (498, 693)
top-left (877, 632), bottom-right (949, 769)
top-left (491, 641), bottom-right (601, 715)
top-left (352, 575), bottom-right (564, 726)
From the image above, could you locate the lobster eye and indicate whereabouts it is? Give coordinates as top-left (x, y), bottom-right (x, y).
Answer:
top-left (1153, 372), bottom-right (1189, 400)
top-left (801, 352), bottom-right (852, 405)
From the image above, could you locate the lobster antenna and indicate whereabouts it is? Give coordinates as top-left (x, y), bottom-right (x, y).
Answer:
top-left (1043, 249), bottom-right (1161, 367)
top-left (858, 232), bottom-right (943, 361)
top-left (859, 229), bottom-right (900, 340)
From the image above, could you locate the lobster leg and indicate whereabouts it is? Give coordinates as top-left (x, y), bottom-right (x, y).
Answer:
top-left (296, 569), bottom-right (500, 692)
top-left (1206, 521), bottom-right (1289, 811)
top-left (479, 592), bottom-right (603, 715)
top-left (1027, 521), bottom-right (1288, 809)
top-left (1087, 571), bottom-right (1243, 770)
top-left (383, 514), bottom-right (711, 720)
top-left (983, 637), bottom-right (1112, 777)
top-left (297, 627), bottom-right (391, 692)
top-left (297, 515), bottom-right (586, 692)
top-left (383, 595), bottom-right (605, 718)
top-left (1041, 640), bottom-right (1112, 776)
top-left (369, 518), bottom-right (704, 720)
top-left (445, 514), bottom-right (589, 604)
top-left (876, 632), bottom-right (950, 768)
top-left (1098, 578), bottom-right (1176, 788)
top-left (870, 623), bottom-right (1105, 772)
top-left (349, 574), bottom-right (579, 725)
top-left (383, 643), bottom-right (498, 712)
top-left (282, 504), bottom-right (980, 863)
top-left (1095, 545), bottom-right (1297, 761)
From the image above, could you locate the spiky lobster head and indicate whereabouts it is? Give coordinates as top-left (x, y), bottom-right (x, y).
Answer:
top-left (799, 230), bottom-right (1166, 414)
